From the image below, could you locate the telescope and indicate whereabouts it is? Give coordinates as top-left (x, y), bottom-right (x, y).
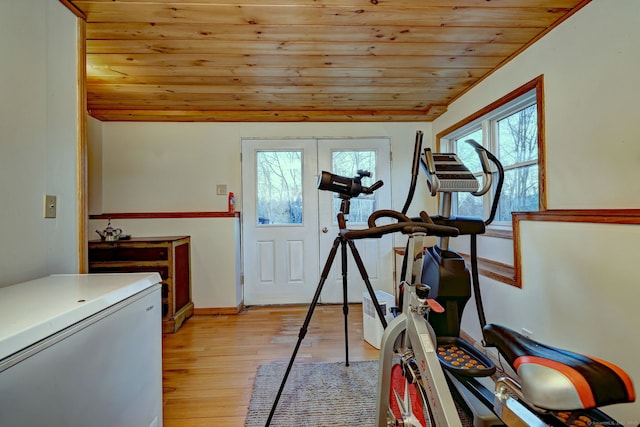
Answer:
top-left (317, 170), bottom-right (383, 197)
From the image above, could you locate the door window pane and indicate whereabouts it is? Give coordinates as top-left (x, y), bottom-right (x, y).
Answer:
top-left (256, 151), bottom-right (303, 225)
top-left (331, 150), bottom-right (376, 224)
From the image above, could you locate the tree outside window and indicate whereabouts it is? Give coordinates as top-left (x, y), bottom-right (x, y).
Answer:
top-left (444, 85), bottom-right (541, 226)
top-left (256, 151), bottom-right (303, 225)
top-left (331, 150), bottom-right (377, 224)
top-left (496, 105), bottom-right (538, 221)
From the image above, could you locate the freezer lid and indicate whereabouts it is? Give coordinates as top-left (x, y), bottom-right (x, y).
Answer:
top-left (0, 273), bottom-right (161, 361)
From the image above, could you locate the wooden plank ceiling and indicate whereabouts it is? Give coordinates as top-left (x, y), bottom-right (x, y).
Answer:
top-left (63, 0), bottom-right (589, 122)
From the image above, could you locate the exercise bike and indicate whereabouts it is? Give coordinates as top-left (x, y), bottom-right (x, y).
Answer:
top-left (375, 131), bottom-right (635, 426)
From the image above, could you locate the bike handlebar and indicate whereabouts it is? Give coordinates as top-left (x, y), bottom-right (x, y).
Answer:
top-left (367, 209), bottom-right (412, 226)
top-left (342, 210), bottom-right (459, 241)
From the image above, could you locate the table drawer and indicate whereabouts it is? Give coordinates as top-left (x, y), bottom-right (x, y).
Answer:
top-left (89, 246), bottom-right (169, 262)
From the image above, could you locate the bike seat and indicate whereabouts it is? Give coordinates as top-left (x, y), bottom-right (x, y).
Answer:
top-left (483, 324), bottom-right (635, 411)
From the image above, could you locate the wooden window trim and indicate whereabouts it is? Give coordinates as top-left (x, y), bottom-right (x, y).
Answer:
top-left (458, 252), bottom-right (517, 287)
top-left (458, 209), bottom-right (640, 289)
top-left (432, 76), bottom-right (546, 288)
top-left (436, 74), bottom-right (547, 210)
top-left (433, 77), bottom-right (639, 292)
top-left (484, 227), bottom-right (513, 240)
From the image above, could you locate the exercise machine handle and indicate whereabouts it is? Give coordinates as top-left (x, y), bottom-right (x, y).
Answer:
top-left (342, 219), bottom-right (458, 241)
top-left (464, 139), bottom-right (505, 226)
top-left (465, 139), bottom-right (493, 197)
top-left (367, 209), bottom-right (459, 237)
top-left (419, 211), bottom-right (435, 224)
top-left (401, 130), bottom-right (424, 214)
top-left (367, 209), bottom-right (412, 227)
top-left (421, 148), bottom-right (439, 197)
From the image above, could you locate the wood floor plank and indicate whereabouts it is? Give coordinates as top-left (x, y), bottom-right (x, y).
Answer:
top-left (162, 304), bottom-right (380, 426)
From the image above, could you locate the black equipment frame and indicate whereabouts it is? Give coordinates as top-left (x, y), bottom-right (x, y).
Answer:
top-left (264, 195), bottom-right (389, 427)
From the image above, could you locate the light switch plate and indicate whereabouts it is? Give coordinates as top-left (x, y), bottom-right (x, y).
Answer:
top-left (216, 184), bottom-right (227, 195)
top-left (44, 194), bottom-right (57, 218)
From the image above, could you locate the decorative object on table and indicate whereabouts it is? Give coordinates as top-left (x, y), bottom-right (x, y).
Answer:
top-left (95, 218), bottom-right (126, 241)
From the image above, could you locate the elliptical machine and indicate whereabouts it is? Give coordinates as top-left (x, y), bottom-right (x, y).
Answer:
top-left (384, 130), bottom-right (635, 426)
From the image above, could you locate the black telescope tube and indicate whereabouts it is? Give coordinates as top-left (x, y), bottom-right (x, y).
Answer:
top-left (317, 171), bottom-right (362, 195)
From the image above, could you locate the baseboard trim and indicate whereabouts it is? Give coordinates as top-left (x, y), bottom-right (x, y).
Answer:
top-left (194, 304), bottom-right (243, 315)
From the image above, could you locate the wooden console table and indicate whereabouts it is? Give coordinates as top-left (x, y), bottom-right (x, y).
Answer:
top-left (88, 236), bottom-right (194, 333)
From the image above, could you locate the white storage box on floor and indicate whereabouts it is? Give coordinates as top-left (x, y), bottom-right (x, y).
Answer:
top-left (362, 290), bottom-right (395, 349)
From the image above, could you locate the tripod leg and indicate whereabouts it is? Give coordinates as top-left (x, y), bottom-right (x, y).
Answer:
top-left (265, 235), bottom-right (341, 427)
top-left (347, 239), bottom-right (388, 329)
top-left (341, 239), bottom-right (349, 366)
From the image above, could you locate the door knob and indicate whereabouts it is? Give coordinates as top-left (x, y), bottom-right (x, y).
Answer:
top-left (322, 227), bottom-right (328, 233)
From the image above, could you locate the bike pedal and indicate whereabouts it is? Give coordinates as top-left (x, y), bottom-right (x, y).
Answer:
top-left (436, 337), bottom-right (496, 377)
top-left (551, 409), bottom-right (617, 427)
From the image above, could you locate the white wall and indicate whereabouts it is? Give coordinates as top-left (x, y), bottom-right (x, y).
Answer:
top-left (89, 217), bottom-right (241, 309)
top-left (94, 122), bottom-right (433, 214)
top-left (0, 1), bottom-right (79, 286)
top-left (431, 0), bottom-right (640, 420)
top-left (90, 122), bottom-right (434, 309)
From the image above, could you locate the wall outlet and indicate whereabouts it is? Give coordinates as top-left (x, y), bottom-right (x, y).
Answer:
top-left (43, 194), bottom-right (57, 218)
top-left (216, 184), bottom-right (227, 195)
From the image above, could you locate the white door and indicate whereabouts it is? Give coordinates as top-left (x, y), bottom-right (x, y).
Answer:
top-left (317, 138), bottom-right (393, 303)
top-left (242, 139), bottom-right (320, 305)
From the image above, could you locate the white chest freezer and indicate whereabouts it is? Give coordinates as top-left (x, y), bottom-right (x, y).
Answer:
top-left (0, 273), bottom-right (163, 427)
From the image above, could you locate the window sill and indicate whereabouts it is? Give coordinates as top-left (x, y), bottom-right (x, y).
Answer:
top-left (458, 252), bottom-right (517, 287)
top-left (484, 226), bottom-right (513, 240)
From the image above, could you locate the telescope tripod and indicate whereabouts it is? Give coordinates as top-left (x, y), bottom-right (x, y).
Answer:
top-left (265, 198), bottom-right (389, 427)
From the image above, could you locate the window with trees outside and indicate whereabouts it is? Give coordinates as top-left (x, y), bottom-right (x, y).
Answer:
top-left (439, 78), bottom-right (544, 231)
top-left (256, 150), bottom-right (303, 225)
top-left (330, 150), bottom-right (377, 224)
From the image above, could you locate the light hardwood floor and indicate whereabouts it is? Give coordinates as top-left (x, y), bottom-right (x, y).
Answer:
top-left (162, 304), bottom-right (380, 427)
